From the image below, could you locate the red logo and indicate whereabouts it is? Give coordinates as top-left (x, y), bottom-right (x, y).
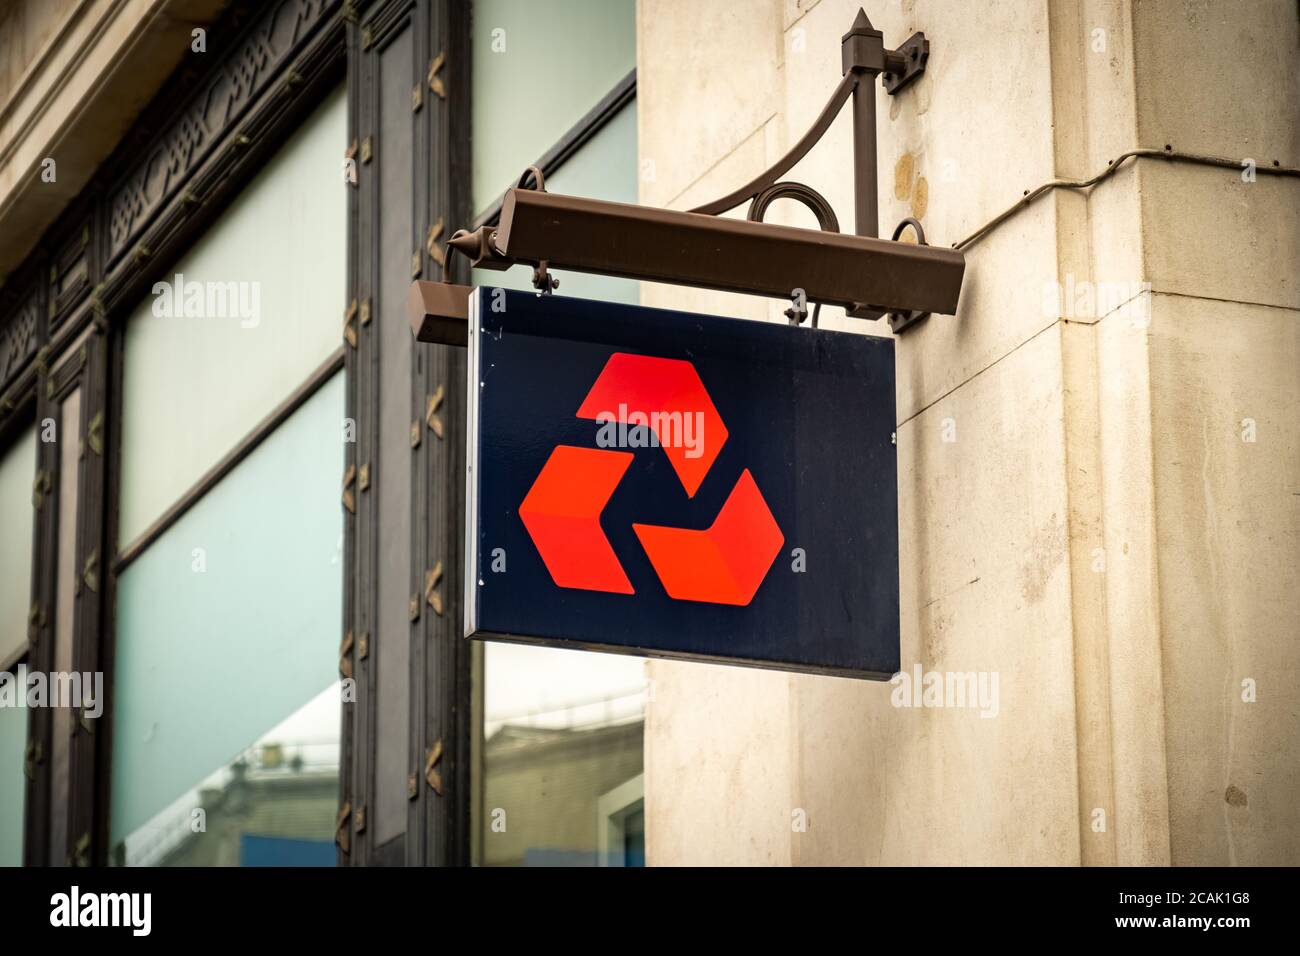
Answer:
top-left (519, 353), bottom-right (784, 606)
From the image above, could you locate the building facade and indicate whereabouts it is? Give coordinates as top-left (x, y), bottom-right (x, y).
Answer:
top-left (0, 0), bottom-right (1296, 868)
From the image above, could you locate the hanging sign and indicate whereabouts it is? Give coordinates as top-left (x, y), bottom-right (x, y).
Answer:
top-left (466, 288), bottom-right (899, 679)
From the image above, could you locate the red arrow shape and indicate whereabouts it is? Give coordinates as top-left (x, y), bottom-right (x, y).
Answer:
top-left (519, 445), bottom-right (635, 594)
top-left (632, 469), bottom-right (784, 606)
top-left (576, 352), bottom-right (728, 498)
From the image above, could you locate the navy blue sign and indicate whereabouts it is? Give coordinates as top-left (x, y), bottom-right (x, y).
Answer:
top-left (466, 288), bottom-right (899, 679)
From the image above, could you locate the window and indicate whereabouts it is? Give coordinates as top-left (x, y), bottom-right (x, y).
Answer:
top-left (109, 87), bottom-right (347, 866)
top-left (471, 0), bottom-right (637, 215)
top-left (470, 0), bottom-right (644, 867)
top-left (111, 374), bottom-right (344, 865)
top-left (479, 645), bottom-right (646, 866)
top-left (471, 102), bottom-right (640, 304)
top-left (0, 422), bottom-right (36, 866)
top-left (0, 423), bottom-right (35, 668)
top-left (117, 86), bottom-right (347, 549)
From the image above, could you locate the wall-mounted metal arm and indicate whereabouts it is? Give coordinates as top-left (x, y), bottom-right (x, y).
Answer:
top-left (688, 8), bottom-right (937, 328)
top-left (693, 8), bottom-right (927, 244)
top-left (408, 188), bottom-right (964, 344)
top-left (688, 73), bottom-right (856, 218)
top-left (415, 6), bottom-right (960, 342)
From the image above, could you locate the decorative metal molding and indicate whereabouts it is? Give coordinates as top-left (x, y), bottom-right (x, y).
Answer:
top-left (86, 410), bottom-right (104, 456)
top-left (424, 739), bottom-right (443, 795)
top-left (25, 604), bottom-right (44, 652)
top-left (46, 347), bottom-right (87, 403)
top-left (342, 462), bottom-right (357, 513)
top-left (426, 218), bottom-right (444, 265)
top-left (0, 293), bottom-right (39, 391)
top-left (424, 562), bottom-right (443, 616)
top-left (24, 740), bottom-right (43, 780)
top-left (426, 385), bottom-right (444, 439)
top-left (31, 469), bottom-right (52, 511)
top-left (105, 0), bottom-right (334, 267)
top-left (47, 213), bottom-right (92, 333)
top-left (82, 549), bottom-right (99, 594)
top-left (344, 298), bottom-right (359, 347)
top-left (339, 629), bottom-right (354, 679)
top-left (72, 833), bottom-right (91, 868)
top-left (335, 801), bottom-right (351, 852)
top-left (427, 52), bottom-right (445, 99)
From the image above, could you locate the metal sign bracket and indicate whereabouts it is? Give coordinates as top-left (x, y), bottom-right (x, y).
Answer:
top-left (409, 7), bottom-right (960, 345)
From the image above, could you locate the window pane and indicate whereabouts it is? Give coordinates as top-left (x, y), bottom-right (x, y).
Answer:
top-left (472, 101), bottom-right (639, 304)
top-left (118, 86), bottom-right (346, 546)
top-left (471, 0), bottom-right (636, 214)
top-left (110, 372), bottom-right (344, 866)
top-left (0, 702), bottom-right (25, 866)
top-left (0, 424), bottom-right (36, 665)
top-left (481, 644), bottom-right (644, 866)
top-left (473, 27), bottom-right (644, 865)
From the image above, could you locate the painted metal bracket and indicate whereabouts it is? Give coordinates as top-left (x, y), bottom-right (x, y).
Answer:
top-left (692, 7), bottom-right (936, 330)
top-left (411, 7), bottom-right (957, 342)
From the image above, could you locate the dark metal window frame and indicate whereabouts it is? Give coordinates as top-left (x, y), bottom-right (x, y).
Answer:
top-left (0, 0), bottom-right (649, 869)
top-left (42, 333), bottom-right (109, 867)
top-left (344, 0), bottom-right (472, 868)
top-left (0, 0), bottom-right (348, 866)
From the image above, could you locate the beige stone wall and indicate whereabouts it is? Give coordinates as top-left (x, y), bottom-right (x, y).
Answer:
top-left (638, 0), bottom-right (1299, 865)
top-left (0, 0), bottom-right (81, 109)
top-left (1126, 0), bottom-right (1299, 867)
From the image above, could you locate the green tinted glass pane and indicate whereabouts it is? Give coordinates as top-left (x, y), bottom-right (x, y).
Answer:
top-left (0, 425), bottom-right (36, 664)
top-left (473, 102), bottom-right (639, 304)
top-left (118, 86), bottom-right (346, 547)
top-left (111, 373), bottom-right (344, 865)
top-left (471, 0), bottom-right (636, 214)
top-left (0, 704), bottom-right (25, 865)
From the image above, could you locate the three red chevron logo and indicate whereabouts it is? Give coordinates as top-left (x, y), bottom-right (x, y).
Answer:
top-left (519, 353), bottom-right (784, 606)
